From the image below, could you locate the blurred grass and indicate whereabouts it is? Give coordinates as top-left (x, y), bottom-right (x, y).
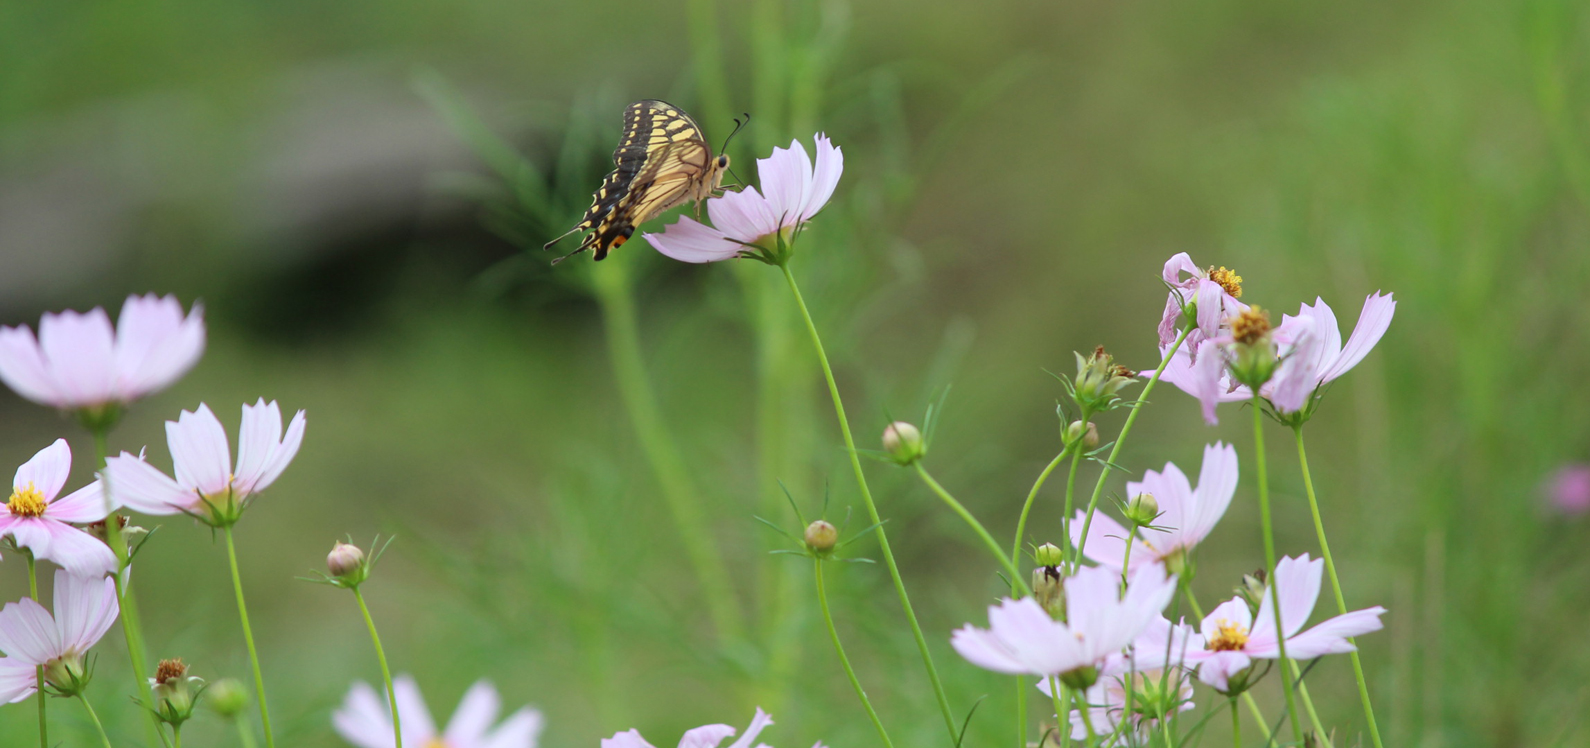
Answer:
top-left (0, 0), bottom-right (1588, 746)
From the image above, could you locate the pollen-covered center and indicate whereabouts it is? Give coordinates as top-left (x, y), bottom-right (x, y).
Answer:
top-left (1205, 619), bottom-right (1249, 652)
top-left (155, 658), bottom-right (187, 685)
top-left (1207, 266), bottom-right (1243, 298)
top-left (422, 739), bottom-right (452, 748)
top-left (7, 483), bottom-right (46, 517)
top-left (1229, 306), bottom-right (1271, 346)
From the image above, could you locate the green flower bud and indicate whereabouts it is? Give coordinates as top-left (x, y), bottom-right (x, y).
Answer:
top-left (151, 658), bottom-right (204, 727)
top-left (1064, 420), bottom-right (1099, 450)
top-left (1124, 493), bottom-right (1159, 526)
top-left (205, 678), bottom-right (249, 718)
top-left (1033, 542), bottom-right (1064, 568)
top-left (1236, 569), bottom-right (1267, 615)
top-left (1060, 664), bottom-right (1099, 691)
top-left (1073, 346), bottom-right (1138, 406)
top-left (43, 654), bottom-right (90, 696)
top-left (804, 520), bottom-right (839, 555)
top-left (882, 422), bottom-right (925, 465)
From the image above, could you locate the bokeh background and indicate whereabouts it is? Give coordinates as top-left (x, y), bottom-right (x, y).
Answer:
top-left (2, 0), bottom-right (1588, 745)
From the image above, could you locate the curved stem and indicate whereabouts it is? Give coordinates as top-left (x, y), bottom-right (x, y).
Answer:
top-left (93, 428), bottom-right (164, 747)
top-left (27, 554), bottom-right (46, 748)
top-left (913, 463), bottom-right (1030, 595)
top-left (353, 587), bottom-right (402, 748)
top-left (234, 713), bottom-right (259, 748)
top-left (1074, 328), bottom-right (1189, 568)
top-left (1251, 395), bottom-right (1300, 745)
top-left (592, 261), bottom-right (746, 643)
top-left (815, 559), bottom-right (896, 748)
top-left (1015, 445), bottom-right (1073, 565)
top-left (77, 694), bottom-right (114, 748)
top-left (781, 262), bottom-right (958, 743)
top-left (224, 526), bottom-right (276, 748)
top-left (1294, 427), bottom-right (1383, 748)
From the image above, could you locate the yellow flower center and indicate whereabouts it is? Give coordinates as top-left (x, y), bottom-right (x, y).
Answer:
top-left (1205, 619), bottom-right (1249, 652)
top-left (1207, 266), bottom-right (1243, 298)
top-left (1229, 306), bottom-right (1271, 346)
top-left (423, 739), bottom-right (451, 748)
top-left (7, 483), bottom-right (46, 518)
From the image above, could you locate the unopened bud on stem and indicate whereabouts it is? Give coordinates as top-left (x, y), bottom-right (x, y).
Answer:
top-left (1065, 420), bottom-right (1099, 450)
top-left (1033, 542), bottom-right (1064, 568)
top-left (205, 678), bottom-right (249, 718)
top-left (327, 541), bottom-right (367, 583)
top-left (883, 422), bottom-right (925, 465)
top-left (1124, 493), bottom-right (1159, 526)
top-left (804, 520), bottom-right (838, 555)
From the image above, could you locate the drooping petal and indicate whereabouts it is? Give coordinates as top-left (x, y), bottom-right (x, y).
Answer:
top-left (1161, 253), bottom-right (1200, 286)
top-left (603, 729), bottom-right (659, 748)
top-left (167, 404), bottom-right (232, 495)
top-left (114, 295), bottom-right (206, 400)
top-left (482, 707), bottom-right (546, 748)
top-left (52, 570), bottom-right (118, 653)
top-left (9, 519), bottom-right (116, 576)
top-left (246, 408), bottom-right (305, 495)
top-left (1193, 280), bottom-right (1224, 340)
top-left (333, 681), bottom-right (397, 748)
top-left (644, 216), bottom-right (742, 264)
top-left (444, 680), bottom-right (502, 746)
top-left (799, 134), bottom-right (843, 221)
top-left (678, 724), bottom-right (737, 748)
top-left (1068, 510), bottom-right (1143, 571)
top-left (1191, 339), bottom-right (1233, 424)
top-left (47, 481), bottom-right (111, 523)
top-left (1318, 292), bottom-right (1395, 383)
top-left (0, 657), bottom-right (37, 703)
top-left (103, 453), bottom-right (196, 515)
top-left (392, 675), bottom-right (438, 744)
top-left (13, 438), bottom-right (72, 501)
top-left (0, 326), bottom-right (59, 406)
top-left (38, 308), bottom-right (118, 406)
top-left (757, 139), bottom-right (813, 227)
top-left (723, 708), bottom-right (774, 748)
top-left (1268, 316), bottom-right (1319, 414)
top-left (1282, 607), bottom-right (1387, 659)
top-left (0, 597), bottom-right (60, 666)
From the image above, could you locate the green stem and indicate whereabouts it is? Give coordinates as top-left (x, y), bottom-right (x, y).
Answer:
top-left (1013, 445), bottom-right (1073, 748)
top-left (1290, 665), bottom-right (1332, 746)
top-left (1230, 698), bottom-right (1241, 748)
top-left (1251, 395), bottom-right (1301, 745)
top-left (27, 554), bottom-right (45, 748)
top-left (1049, 676), bottom-right (1070, 748)
top-left (235, 713), bottom-right (259, 748)
top-left (353, 587), bottom-right (402, 748)
top-left (913, 463), bottom-right (1030, 595)
top-left (78, 694), bottom-right (114, 748)
top-left (1295, 427), bottom-right (1384, 748)
top-left (781, 262), bottom-right (958, 743)
top-left (815, 559), bottom-right (895, 748)
top-left (1062, 439), bottom-right (1085, 571)
top-left (1119, 519), bottom-right (1139, 592)
top-left (173, 727), bottom-right (182, 748)
top-left (224, 526), bottom-right (276, 748)
top-left (592, 261), bottom-right (746, 643)
top-left (1080, 697), bottom-right (1099, 748)
top-left (1074, 328), bottom-right (1190, 569)
top-left (92, 428), bottom-right (164, 747)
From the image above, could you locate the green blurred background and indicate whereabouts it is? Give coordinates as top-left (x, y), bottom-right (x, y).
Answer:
top-left (1, 0), bottom-right (1588, 745)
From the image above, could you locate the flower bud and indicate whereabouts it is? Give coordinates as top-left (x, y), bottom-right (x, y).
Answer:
top-left (205, 678), bottom-right (249, 718)
top-left (327, 542), bottom-right (367, 582)
top-left (1064, 420), bottom-right (1099, 450)
top-left (1236, 569), bottom-right (1267, 615)
top-left (1033, 542), bottom-right (1064, 568)
top-left (1059, 664), bottom-right (1099, 691)
top-left (1227, 307), bottom-right (1278, 388)
top-left (1031, 565), bottom-right (1065, 620)
top-left (43, 654), bottom-right (90, 696)
top-left (1124, 493), bottom-right (1159, 526)
top-left (151, 658), bottom-right (203, 727)
top-left (804, 520), bottom-right (838, 555)
top-left (882, 422), bottom-right (925, 465)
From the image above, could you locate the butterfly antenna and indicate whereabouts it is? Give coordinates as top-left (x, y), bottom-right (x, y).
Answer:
top-left (720, 112), bottom-right (751, 155)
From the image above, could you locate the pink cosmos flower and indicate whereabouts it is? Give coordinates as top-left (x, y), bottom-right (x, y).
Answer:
top-left (1266, 293), bottom-right (1396, 414)
top-left (1037, 666), bottom-right (1195, 745)
top-left (1183, 554), bottom-right (1386, 692)
top-left (0, 294), bottom-right (205, 410)
top-left (1158, 339), bottom-right (1249, 425)
top-left (1158, 253), bottom-right (1246, 356)
top-left (602, 708), bottom-right (810, 748)
top-left (0, 569), bottom-right (120, 702)
top-left (0, 439), bottom-right (116, 576)
top-left (1546, 464), bottom-right (1590, 516)
top-left (104, 400), bottom-right (306, 524)
top-left (951, 564), bottom-right (1176, 678)
top-left (644, 135), bottom-right (843, 263)
top-left (1071, 443), bottom-right (1237, 573)
top-left (334, 675), bottom-right (543, 748)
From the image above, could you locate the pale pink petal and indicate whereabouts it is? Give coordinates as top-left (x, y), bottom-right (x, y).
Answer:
top-left (950, 624), bottom-right (1031, 673)
top-left (1250, 555), bottom-right (1320, 642)
top-left (103, 453), bottom-right (196, 515)
top-left (38, 308), bottom-right (118, 406)
top-left (233, 399), bottom-right (283, 493)
top-left (1158, 294), bottom-right (1185, 348)
top-left (44, 481), bottom-right (111, 523)
top-left (1128, 618), bottom-right (1198, 671)
top-left (1198, 598), bottom-right (1252, 644)
top-left (1193, 651), bottom-right (1251, 692)
top-left (0, 326), bottom-right (59, 405)
top-left (0, 597), bottom-right (60, 665)
top-left (709, 186), bottom-right (780, 243)
top-left (114, 295), bottom-right (206, 399)
top-left (645, 216), bottom-right (743, 264)
top-left (1283, 607), bottom-right (1386, 659)
top-left (482, 707), bottom-right (545, 748)
top-left (603, 730), bottom-right (659, 748)
top-left (246, 408), bottom-right (305, 494)
top-left (799, 134), bottom-right (843, 221)
top-left (1300, 298), bottom-right (1343, 368)
top-left (1161, 253), bottom-right (1200, 285)
top-left (1069, 510), bottom-right (1141, 571)
top-left (757, 139), bottom-right (813, 225)
top-left (678, 724), bottom-right (737, 748)
top-left (52, 570), bottom-right (118, 653)
top-left (1268, 316), bottom-right (1319, 414)
top-left (0, 657), bottom-right (36, 703)
top-left (444, 680), bottom-right (502, 745)
top-left (10, 519), bottom-right (115, 576)
top-left (1319, 292), bottom-right (1395, 383)
top-left (393, 675), bottom-right (438, 744)
top-left (333, 681), bottom-right (397, 748)
top-left (723, 708), bottom-right (774, 748)
top-left (1185, 442), bottom-right (1238, 545)
top-left (13, 438), bottom-right (72, 501)
top-left (1112, 564), bottom-right (1177, 653)
top-left (988, 597), bottom-right (1084, 672)
top-left (1191, 340), bottom-right (1232, 424)
top-left (168, 404), bottom-right (232, 495)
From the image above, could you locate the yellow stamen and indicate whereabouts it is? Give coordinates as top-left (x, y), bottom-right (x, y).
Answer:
top-left (423, 740), bottom-right (451, 748)
top-left (1207, 266), bottom-right (1243, 298)
top-left (1205, 619), bottom-right (1249, 652)
top-left (1229, 306), bottom-right (1271, 346)
top-left (7, 483), bottom-right (46, 518)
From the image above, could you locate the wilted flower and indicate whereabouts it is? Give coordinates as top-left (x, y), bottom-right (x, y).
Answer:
top-left (1073, 346), bottom-right (1137, 409)
top-left (1158, 339), bottom-right (1249, 425)
top-left (644, 135), bottom-right (843, 264)
top-left (603, 708), bottom-right (812, 748)
top-left (1158, 254), bottom-right (1246, 356)
top-left (952, 564), bottom-right (1176, 688)
top-left (0, 294), bottom-right (204, 416)
top-left (1266, 293), bottom-right (1396, 419)
top-left (149, 658), bottom-right (205, 727)
top-left (1072, 443), bottom-right (1237, 575)
top-left (0, 570), bottom-right (120, 701)
top-left (104, 400), bottom-right (305, 526)
top-left (1183, 554), bottom-right (1386, 693)
top-left (1546, 464), bottom-right (1590, 516)
top-left (334, 675), bottom-right (544, 748)
top-left (0, 438), bottom-right (117, 576)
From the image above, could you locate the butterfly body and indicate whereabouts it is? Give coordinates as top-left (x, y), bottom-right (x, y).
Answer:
top-left (547, 100), bottom-right (729, 263)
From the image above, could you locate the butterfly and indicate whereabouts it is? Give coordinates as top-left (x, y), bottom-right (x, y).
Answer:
top-left (545, 100), bottom-right (735, 264)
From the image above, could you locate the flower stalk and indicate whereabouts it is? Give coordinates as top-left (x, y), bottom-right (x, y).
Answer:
top-left (912, 463), bottom-right (1029, 596)
top-left (27, 553), bottom-right (45, 748)
top-left (93, 428), bottom-right (164, 747)
top-left (352, 586), bottom-right (402, 748)
top-left (814, 558), bottom-right (894, 748)
top-left (1251, 394), bottom-right (1301, 744)
top-left (78, 694), bottom-right (115, 748)
top-left (224, 526), bottom-right (275, 748)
